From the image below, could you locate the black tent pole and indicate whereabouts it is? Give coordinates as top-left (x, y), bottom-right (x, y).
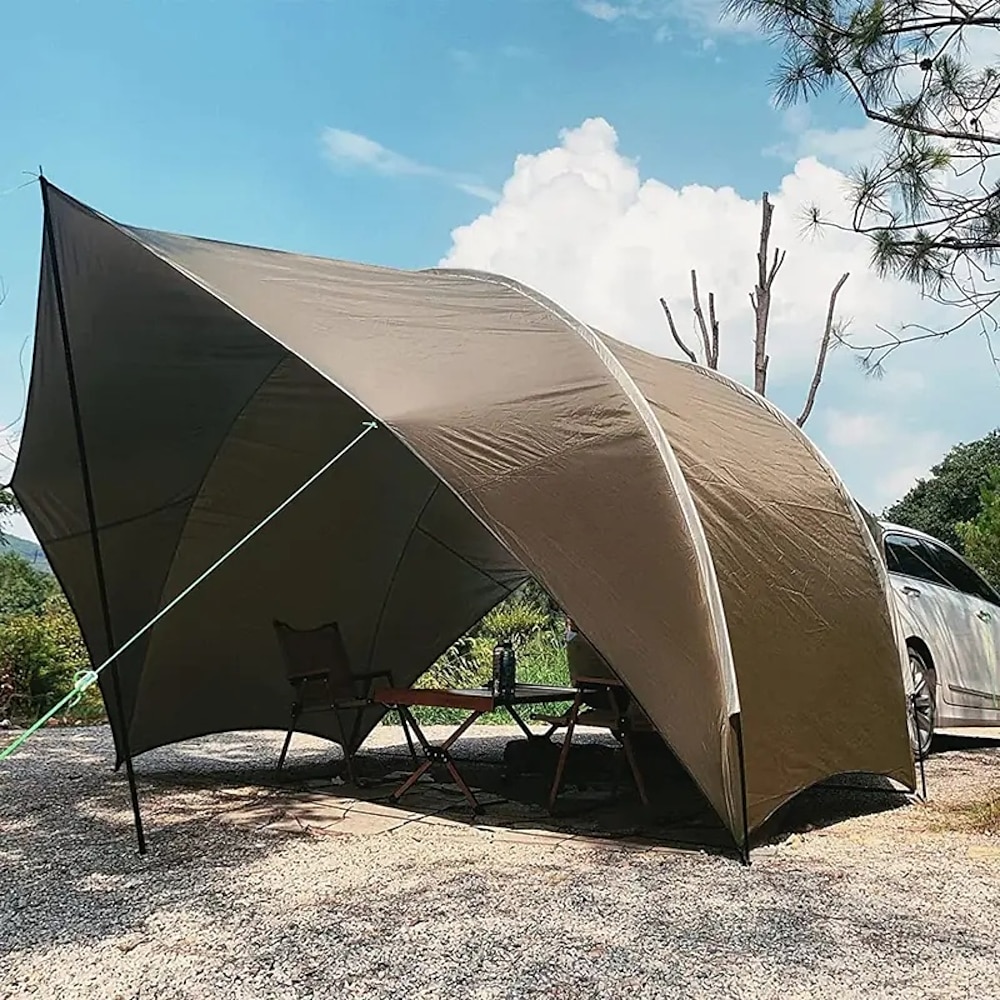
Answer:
top-left (40, 176), bottom-right (147, 855)
top-left (732, 712), bottom-right (751, 866)
top-left (912, 693), bottom-right (928, 801)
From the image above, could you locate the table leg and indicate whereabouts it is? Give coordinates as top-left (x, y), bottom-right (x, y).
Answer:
top-left (398, 708), bottom-right (419, 765)
top-left (548, 690), bottom-right (583, 810)
top-left (504, 704), bottom-right (535, 739)
top-left (389, 706), bottom-right (484, 812)
top-left (619, 730), bottom-right (649, 806)
top-left (609, 686), bottom-right (649, 807)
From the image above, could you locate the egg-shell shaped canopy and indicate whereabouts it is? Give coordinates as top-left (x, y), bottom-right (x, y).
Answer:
top-left (13, 183), bottom-right (914, 848)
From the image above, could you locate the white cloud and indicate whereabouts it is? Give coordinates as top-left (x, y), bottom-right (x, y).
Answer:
top-left (579, 0), bottom-right (627, 20)
top-left (440, 117), bottom-right (996, 512)
top-left (767, 108), bottom-right (885, 172)
top-left (321, 128), bottom-right (499, 203)
top-left (449, 48), bottom-right (478, 72)
top-left (822, 408), bottom-right (948, 511)
top-left (575, 0), bottom-right (750, 36)
top-left (825, 411), bottom-right (892, 450)
top-left (0, 427), bottom-right (33, 542)
top-left (499, 45), bottom-right (535, 59)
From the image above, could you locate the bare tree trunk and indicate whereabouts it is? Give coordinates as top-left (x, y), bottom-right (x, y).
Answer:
top-left (659, 191), bottom-right (843, 423)
top-left (797, 272), bottom-right (850, 427)
top-left (749, 193), bottom-right (785, 396)
top-left (708, 291), bottom-right (719, 368)
top-left (691, 270), bottom-right (718, 369)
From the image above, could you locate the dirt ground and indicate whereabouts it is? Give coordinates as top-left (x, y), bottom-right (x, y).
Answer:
top-left (2, 724), bottom-right (999, 999)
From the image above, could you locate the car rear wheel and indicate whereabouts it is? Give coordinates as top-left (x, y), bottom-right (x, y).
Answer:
top-left (908, 645), bottom-right (936, 761)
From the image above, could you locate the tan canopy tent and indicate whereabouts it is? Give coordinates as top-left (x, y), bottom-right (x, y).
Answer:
top-left (13, 182), bottom-right (916, 853)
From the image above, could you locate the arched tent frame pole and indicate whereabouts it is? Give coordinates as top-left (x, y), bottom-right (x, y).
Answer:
top-left (424, 267), bottom-right (746, 845)
top-left (39, 175), bottom-right (147, 855)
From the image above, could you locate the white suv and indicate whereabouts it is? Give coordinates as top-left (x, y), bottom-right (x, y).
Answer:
top-left (873, 520), bottom-right (1000, 757)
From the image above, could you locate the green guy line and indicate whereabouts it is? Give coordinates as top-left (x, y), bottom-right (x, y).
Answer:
top-left (0, 421), bottom-right (378, 764)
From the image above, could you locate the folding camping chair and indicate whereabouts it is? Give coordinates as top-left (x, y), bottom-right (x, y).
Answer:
top-left (536, 676), bottom-right (650, 809)
top-left (535, 620), bottom-right (649, 809)
top-left (273, 620), bottom-right (414, 783)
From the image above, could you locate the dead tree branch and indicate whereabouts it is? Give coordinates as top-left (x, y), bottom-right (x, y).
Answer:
top-left (708, 291), bottom-right (719, 369)
top-left (659, 297), bottom-right (698, 363)
top-left (797, 272), bottom-right (850, 428)
top-left (659, 190), bottom-right (841, 425)
top-left (691, 270), bottom-right (718, 369)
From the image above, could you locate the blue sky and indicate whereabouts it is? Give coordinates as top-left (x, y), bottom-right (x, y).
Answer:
top-left (0, 0), bottom-right (993, 536)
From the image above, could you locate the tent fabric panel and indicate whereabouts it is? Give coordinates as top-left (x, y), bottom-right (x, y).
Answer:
top-left (13, 187), bottom-right (290, 734)
top-left (366, 482), bottom-right (528, 683)
top-left (462, 428), bottom-right (739, 828)
top-left (32, 189), bottom-right (288, 532)
top-left (602, 340), bottom-right (915, 828)
top-left (121, 221), bottom-right (743, 837)
top-left (128, 355), bottom-right (522, 755)
top-left (13, 240), bottom-right (110, 671)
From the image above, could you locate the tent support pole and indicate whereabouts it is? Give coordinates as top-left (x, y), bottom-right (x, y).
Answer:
top-left (731, 712), bottom-right (751, 866)
top-left (41, 177), bottom-right (147, 856)
top-left (912, 693), bottom-right (927, 801)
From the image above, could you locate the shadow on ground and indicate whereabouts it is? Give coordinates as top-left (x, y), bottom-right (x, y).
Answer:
top-left (933, 732), bottom-right (1000, 753)
top-left (145, 729), bottom-right (918, 859)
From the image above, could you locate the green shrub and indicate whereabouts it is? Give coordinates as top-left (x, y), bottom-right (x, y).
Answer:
top-left (477, 597), bottom-right (549, 648)
top-left (405, 627), bottom-right (571, 727)
top-left (0, 551), bottom-right (54, 621)
top-left (955, 466), bottom-right (1000, 588)
top-left (0, 592), bottom-right (102, 723)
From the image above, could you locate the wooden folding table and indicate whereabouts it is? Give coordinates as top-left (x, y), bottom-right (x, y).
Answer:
top-left (370, 684), bottom-right (577, 812)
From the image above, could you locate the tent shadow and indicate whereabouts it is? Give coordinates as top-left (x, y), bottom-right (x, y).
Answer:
top-left (752, 772), bottom-right (913, 848)
top-left (264, 732), bottom-right (918, 859)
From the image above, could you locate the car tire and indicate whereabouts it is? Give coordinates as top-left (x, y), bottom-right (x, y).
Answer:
top-left (907, 644), bottom-right (936, 761)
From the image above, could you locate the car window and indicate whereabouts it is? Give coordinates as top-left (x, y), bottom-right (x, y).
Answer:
top-left (884, 534), bottom-right (954, 588)
top-left (920, 538), bottom-right (1000, 607)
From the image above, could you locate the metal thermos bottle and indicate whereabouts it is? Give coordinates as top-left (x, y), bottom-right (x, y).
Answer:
top-left (497, 641), bottom-right (516, 701)
top-left (490, 643), bottom-right (503, 696)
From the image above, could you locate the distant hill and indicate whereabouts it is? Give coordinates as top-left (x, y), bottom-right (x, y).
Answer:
top-left (2, 535), bottom-right (52, 575)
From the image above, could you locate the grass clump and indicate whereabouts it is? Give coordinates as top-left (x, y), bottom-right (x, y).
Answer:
top-left (396, 589), bottom-right (572, 727)
top-left (930, 792), bottom-right (1000, 835)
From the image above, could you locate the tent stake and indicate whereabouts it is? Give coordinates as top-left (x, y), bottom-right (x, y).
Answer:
top-left (731, 712), bottom-right (751, 866)
top-left (40, 176), bottom-right (147, 855)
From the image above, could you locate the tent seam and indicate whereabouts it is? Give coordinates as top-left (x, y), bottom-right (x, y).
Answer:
top-left (96, 218), bottom-right (522, 586)
top-left (148, 353), bottom-right (289, 624)
top-left (427, 266), bottom-right (745, 842)
top-left (364, 482), bottom-right (441, 672)
top-left (428, 268), bottom-right (739, 708)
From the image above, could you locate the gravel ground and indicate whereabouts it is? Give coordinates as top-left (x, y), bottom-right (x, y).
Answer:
top-left (2, 726), bottom-right (999, 1000)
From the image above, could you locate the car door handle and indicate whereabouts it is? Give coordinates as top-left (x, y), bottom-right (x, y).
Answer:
top-left (901, 586), bottom-right (922, 597)
top-left (978, 610), bottom-right (992, 622)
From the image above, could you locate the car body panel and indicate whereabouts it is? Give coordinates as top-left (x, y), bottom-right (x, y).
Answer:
top-left (876, 520), bottom-right (1000, 729)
